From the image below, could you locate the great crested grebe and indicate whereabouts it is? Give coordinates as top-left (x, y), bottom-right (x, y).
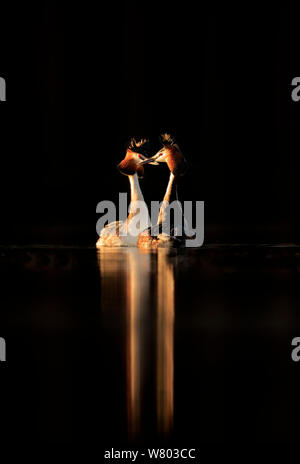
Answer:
top-left (137, 134), bottom-right (192, 248)
top-left (96, 138), bottom-right (156, 247)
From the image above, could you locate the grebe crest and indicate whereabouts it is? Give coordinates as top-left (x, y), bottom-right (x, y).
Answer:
top-left (117, 137), bottom-right (151, 178)
top-left (140, 133), bottom-right (189, 178)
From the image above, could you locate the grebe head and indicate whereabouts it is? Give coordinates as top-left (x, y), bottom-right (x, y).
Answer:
top-left (140, 133), bottom-right (188, 177)
top-left (117, 137), bottom-right (152, 178)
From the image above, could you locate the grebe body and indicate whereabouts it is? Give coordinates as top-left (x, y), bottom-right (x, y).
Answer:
top-left (137, 134), bottom-right (192, 248)
top-left (97, 139), bottom-right (152, 247)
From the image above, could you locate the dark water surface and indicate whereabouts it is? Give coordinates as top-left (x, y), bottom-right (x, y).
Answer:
top-left (1, 245), bottom-right (300, 444)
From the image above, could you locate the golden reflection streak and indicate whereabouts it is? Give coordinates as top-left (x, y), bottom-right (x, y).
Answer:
top-left (97, 248), bottom-right (175, 439)
top-left (156, 249), bottom-right (175, 436)
top-left (98, 248), bottom-right (151, 440)
top-left (126, 250), bottom-right (152, 439)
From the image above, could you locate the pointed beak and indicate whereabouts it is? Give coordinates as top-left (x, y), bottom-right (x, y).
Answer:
top-left (138, 153), bottom-right (159, 166)
top-left (139, 151), bottom-right (166, 166)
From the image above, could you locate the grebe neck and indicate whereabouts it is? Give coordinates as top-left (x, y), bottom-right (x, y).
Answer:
top-left (129, 173), bottom-right (144, 203)
top-left (163, 173), bottom-right (176, 203)
top-left (157, 173), bottom-right (176, 225)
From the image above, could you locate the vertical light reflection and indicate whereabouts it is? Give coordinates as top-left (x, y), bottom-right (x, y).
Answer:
top-left (156, 249), bottom-right (175, 437)
top-left (97, 248), bottom-right (151, 440)
top-left (126, 249), bottom-right (151, 439)
top-left (97, 248), bottom-right (175, 440)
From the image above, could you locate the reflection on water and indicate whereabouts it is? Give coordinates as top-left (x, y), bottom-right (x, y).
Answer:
top-left (156, 251), bottom-right (175, 437)
top-left (2, 245), bottom-right (300, 442)
top-left (125, 250), bottom-right (151, 439)
top-left (97, 248), bottom-right (175, 440)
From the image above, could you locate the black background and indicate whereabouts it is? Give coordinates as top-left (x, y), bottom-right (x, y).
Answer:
top-left (1, 5), bottom-right (300, 245)
top-left (1, 3), bottom-right (300, 447)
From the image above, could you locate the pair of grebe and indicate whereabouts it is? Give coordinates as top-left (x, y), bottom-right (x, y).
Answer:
top-left (96, 134), bottom-right (190, 248)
